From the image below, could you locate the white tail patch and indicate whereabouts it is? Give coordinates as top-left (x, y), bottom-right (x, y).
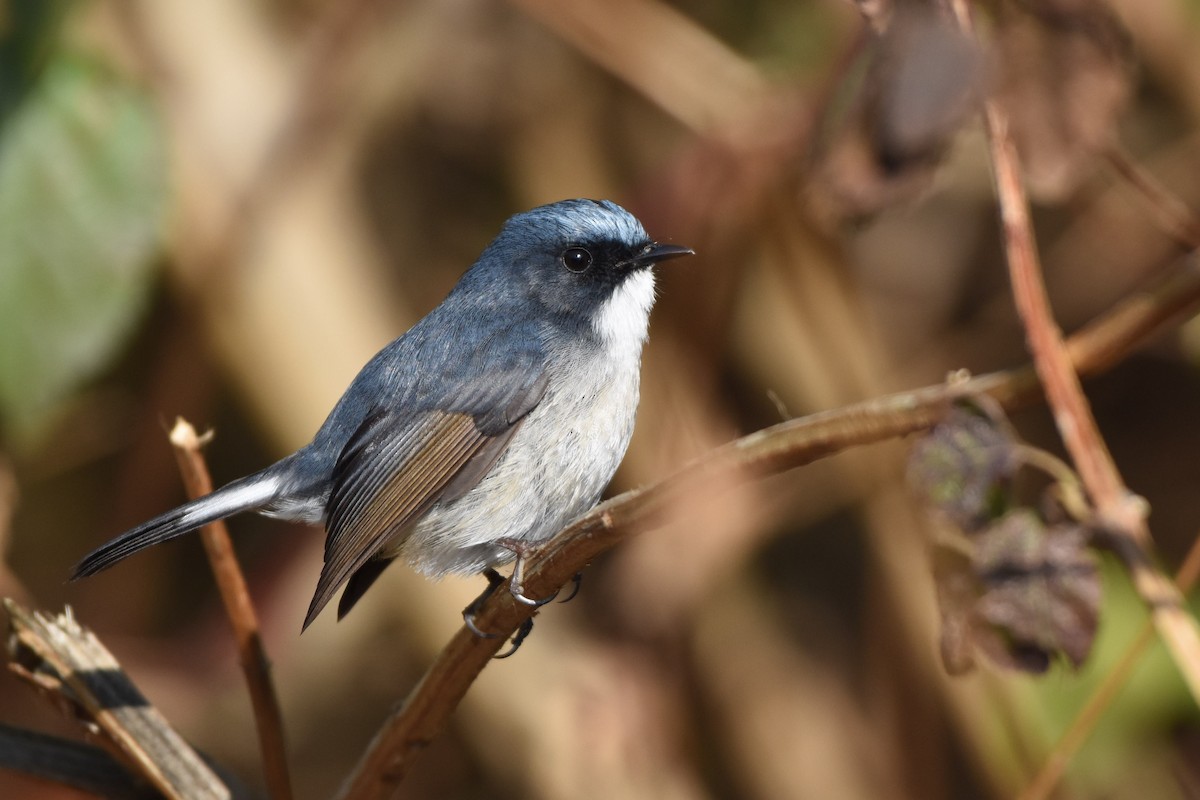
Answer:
top-left (180, 472), bottom-right (284, 528)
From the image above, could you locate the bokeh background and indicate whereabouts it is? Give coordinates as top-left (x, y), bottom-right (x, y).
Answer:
top-left (4, 0), bottom-right (1200, 797)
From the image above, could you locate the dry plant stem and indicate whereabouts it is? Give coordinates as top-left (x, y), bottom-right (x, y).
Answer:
top-left (337, 240), bottom-right (1200, 799)
top-left (168, 419), bottom-right (293, 800)
top-left (509, 0), bottom-right (768, 132)
top-left (1019, 529), bottom-right (1200, 800)
top-left (1019, 124), bottom-right (1200, 800)
top-left (951, 0), bottom-right (1200, 705)
top-left (952, 1), bottom-right (1121, 526)
top-left (984, 106), bottom-right (1125, 500)
top-left (4, 600), bottom-right (230, 800)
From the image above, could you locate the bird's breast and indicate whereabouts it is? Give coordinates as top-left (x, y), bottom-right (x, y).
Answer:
top-left (402, 340), bottom-right (644, 576)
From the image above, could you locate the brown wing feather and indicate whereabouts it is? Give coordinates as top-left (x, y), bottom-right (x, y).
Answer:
top-left (334, 423), bottom-right (527, 621)
top-left (304, 364), bottom-right (549, 629)
top-left (303, 411), bottom-right (489, 629)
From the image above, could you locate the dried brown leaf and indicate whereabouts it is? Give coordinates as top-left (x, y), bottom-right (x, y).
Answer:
top-left (871, 6), bottom-right (986, 170)
top-left (974, 511), bottom-right (1100, 670)
top-left (932, 510), bottom-right (1101, 675)
top-left (812, 5), bottom-right (985, 219)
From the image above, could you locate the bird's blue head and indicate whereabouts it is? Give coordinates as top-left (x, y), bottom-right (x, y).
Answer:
top-left (463, 199), bottom-right (692, 344)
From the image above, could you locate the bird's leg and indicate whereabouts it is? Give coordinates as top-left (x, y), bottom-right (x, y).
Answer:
top-left (462, 567), bottom-right (505, 639)
top-left (463, 567), bottom-right (539, 658)
top-left (495, 537), bottom-right (559, 607)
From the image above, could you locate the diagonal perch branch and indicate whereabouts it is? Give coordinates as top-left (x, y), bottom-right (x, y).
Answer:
top-left (335, 240), bottom-right (1200, 800)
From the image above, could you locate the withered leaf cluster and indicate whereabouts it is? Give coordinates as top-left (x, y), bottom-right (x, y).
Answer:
top-left (909, 403), bottom-right (1101, 675)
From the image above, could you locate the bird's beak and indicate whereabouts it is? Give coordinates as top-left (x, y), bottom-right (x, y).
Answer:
top-left (637, 242), bottom-right (694, 266)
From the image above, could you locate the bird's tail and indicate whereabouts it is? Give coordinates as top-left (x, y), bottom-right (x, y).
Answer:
top-left (71, 468), bottom-right (286, 578)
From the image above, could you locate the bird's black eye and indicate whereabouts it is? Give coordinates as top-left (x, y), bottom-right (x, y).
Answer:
top-left (561, 246), bottom-right (593, 273)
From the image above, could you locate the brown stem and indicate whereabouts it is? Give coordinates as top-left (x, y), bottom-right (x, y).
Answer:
top-left (950, 0), bottom-right (1200, 715)
top-left (169, 419), bottom-right (294, 800)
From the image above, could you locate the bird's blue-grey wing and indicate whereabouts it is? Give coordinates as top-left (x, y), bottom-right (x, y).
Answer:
top-left (303, 351), bottom-right (548, 628)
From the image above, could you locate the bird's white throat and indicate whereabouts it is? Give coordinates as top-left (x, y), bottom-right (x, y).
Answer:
top-left (591, 269), bottom-right (656, 352)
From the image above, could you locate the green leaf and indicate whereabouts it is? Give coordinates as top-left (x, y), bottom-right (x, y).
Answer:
top-left (0, 55), bottom-right (167, 442)
top-left (0, 0), bottom-right (73, 123)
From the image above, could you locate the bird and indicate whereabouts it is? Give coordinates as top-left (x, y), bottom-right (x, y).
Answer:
top-left (73, 199), bottom-right (692, 631)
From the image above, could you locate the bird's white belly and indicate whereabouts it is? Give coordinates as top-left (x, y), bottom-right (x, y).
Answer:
top-left (400, 353), bottom-right (641, 577)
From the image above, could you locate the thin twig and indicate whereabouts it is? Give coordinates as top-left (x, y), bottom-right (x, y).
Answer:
top-left (950, 0), bottom-right (1200, 706)
top-left (1018, 528), bottom-right (1200, 800)
top-left (335, 241), bottom-right (1200, 799)
top-left (169, 419), bottom-right (293, 800)
top-left (1105, 144), bottom-right (1200, 250)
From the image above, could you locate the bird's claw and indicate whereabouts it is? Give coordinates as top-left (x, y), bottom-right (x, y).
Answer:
top-left (558, 572), bottom-right (583, 604)
top-left (493, 618), bottom-right (535, 659)
top-left (463, 556), bottom-right (584, 657)
top-left (462, 566), bottom-right (539, 657)
top-left (511, 584), bottom-right (558, 607)
top-left (462, 567), bottom-right (504, 639)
